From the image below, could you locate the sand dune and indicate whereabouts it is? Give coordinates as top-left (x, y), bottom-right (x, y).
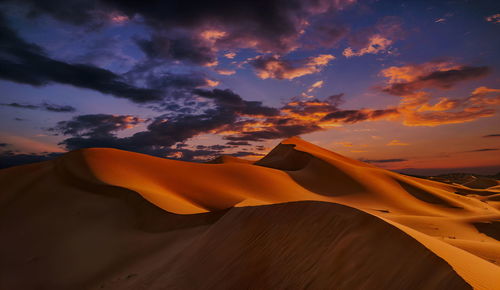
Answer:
top-left (0, 137), bottom-right (499, 289)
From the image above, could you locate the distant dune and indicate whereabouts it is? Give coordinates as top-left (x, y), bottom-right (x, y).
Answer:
top-left (0, 137), bottom-right (499, 289)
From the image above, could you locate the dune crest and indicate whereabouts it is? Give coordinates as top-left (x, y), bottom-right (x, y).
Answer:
top-left (0, 137), bottom-right (499, 289)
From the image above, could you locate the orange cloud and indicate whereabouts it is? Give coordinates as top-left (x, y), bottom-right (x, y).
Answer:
top-left (343, 16), bottom-right (403, 58)
top-left (485, 14), bottom-right (500, 24)
top-left (204, 60), bottom-right (219, 67)
top-left (394, 89), bottom-right (498, 127)
top-left (307, 80), bottom-right (324, 93)
top-left (224, 52), bottom-right (236, 59)
top-left (377, 61), bottom-right (499, 127)
top-left (250, 54), bottom-right (335, 80)
top-left (343, 34), bottom-right (393, 57)
top-left (205, 79), bottom-right (220, 87)
top-left (200, 30), bottom-right (227, 41)
top-left (215, 69), bottom-right (236, 76)
top-left (387, 140), bottom-right (409, 146)
top-left (380, 61), bottom-right (457, 84)
top-left (469, 86), bottom-right (500, 105)
top-left (380, 61), bottom-right (490, 96)
top-left (336, 142), bottom-right (354, 147)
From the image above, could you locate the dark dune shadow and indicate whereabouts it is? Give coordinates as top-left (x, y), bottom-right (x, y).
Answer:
top-left (159, 201), bottom-right (471, 290)
top-left (254, 143), bottom-right (311, 170)
top-left (394, 179), bottom-right (461, 209)
top-left (455, 188), bottom-right (498, 197)
top-left (255, 144), bottom-right (367, 196)
top-left (53, 151), bottom-right (229, 233)
top-left (473, 221), bottom-right (500, 241)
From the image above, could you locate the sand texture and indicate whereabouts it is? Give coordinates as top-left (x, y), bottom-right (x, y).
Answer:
top-left (0, 137), bottom-right (499, 289)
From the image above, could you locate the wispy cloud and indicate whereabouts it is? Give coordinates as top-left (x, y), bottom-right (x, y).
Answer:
top-left (360, 158), bottom-right (407, 163)
top-left (1, 102), bottom-right (76, 113)
top-left (387, 140), bottom-right (410, 146)
top-left (465, 148), bottom-right (499, 152)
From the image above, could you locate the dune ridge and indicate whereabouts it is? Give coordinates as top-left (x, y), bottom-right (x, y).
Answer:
top-left (0, 137), bottom-right (499, 289)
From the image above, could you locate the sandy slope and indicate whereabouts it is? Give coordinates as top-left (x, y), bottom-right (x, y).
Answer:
top-left (0, 137), bottom-right (499, 289)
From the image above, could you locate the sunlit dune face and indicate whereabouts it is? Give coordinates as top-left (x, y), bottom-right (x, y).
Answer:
top-left (1, 136), bottom-right (500, 289)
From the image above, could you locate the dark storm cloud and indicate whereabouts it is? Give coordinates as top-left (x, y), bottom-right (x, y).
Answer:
top-left (224, 123), bottom-right (323, 142)
top-left (360, 158), bottom-right (407, 163)
top-left (282, 94), bottom-right (343, 115)
top-left (52, 88), bottom-right (276, 155)
top-left (483, 134), bottom-right (500, 137)
top-left (300, 17), bottom-right (349, 49)
top-left (1, 102), bottom-right (76, 112)
top-left (383, 66), bottom-right (491, 96)
top-left (4, 0), bottom-right (103, 26)
top-left (195, 145), bottom-right (231, 150)
top-left (322, 108), bottom-right (398, 123)
top-left (41, 103), bottom-right (77, 112)
top-left (51, 114), bottom-right (144, 138)
top-left (48, 90), bottom-right (400, 160)
top-left (226, 141), bottom-right (251, 146)
top-left (223, 93), bottom-right (400, 142)
top-left (135, 34), bottom-right (216, 66)
top-left (0, 151), bottom-right (63, 169)
top-left (193, 89), bottom-right (280, 116)
top-left (1, 102), bottom-right (38, 110)
top-left (0, 13), bottom-right (163, 103)
top-left (231, 151), bottom-right (264, 157)
top-left (6, 0), bottom-right (355, 59)
top-left (51, 88), bottom-right (328, 154)
top-left (55, 111), bottom-right (238, 158)
top-left (107, 0), bottom-right (354, 53)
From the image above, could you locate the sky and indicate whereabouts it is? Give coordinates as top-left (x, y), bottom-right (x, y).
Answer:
top-left (0, 0), bottom-right (499, 174)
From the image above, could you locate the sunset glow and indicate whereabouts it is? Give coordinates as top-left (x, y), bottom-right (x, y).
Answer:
top-left (0, 0), bottom-right (498, 174)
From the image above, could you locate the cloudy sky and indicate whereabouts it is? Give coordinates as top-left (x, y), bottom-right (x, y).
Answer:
top-left (0, 0), bottom-right (499, 174)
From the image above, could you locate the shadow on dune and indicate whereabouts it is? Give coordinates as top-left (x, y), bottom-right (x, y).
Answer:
top-left (393, 179), bottom-right (462, 209)
top-left (54, 150), bottom-right (229, 233)
top-left (255, 144), bottom-right (367, 196)
top-left (473, 221), bottom-right (500, 241)
top-left (0, 145), bottom-right (477, 289)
